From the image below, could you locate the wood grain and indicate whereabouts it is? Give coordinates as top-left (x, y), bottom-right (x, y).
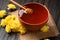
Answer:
top-left (10, 10), bottom-right (59, 40)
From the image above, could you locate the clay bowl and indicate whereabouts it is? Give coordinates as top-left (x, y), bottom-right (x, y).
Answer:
top-left (18, 2), bottom-right (49, 31)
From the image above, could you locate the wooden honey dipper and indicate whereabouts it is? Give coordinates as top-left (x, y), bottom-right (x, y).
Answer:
top-left (10, 0), bottom-right (33, 14)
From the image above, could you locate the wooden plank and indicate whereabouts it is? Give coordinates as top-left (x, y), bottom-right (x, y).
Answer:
top-left (10, 10), bottom-right (59, 40)
top-left (0, 0), bottom-right (18, 40)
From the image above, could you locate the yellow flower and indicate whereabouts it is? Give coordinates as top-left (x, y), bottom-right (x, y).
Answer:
top-left (19, 29), bottom-right (26, 34)
top-left (1, 19), bottom-right (6, 27)
top-left (10, 20), bottom-right (20, 29)
top-left (5, 15), bottom-right (17, 24)
top-left (41, 25), bottom-right (49, 32)
top-left (0, 10), bottom-right (6, 18)
top-left (44, 38), bottom-right (50, 40)
top-left (5, 15), bottom-right (13, 21)
top-left (18, 26), bottom-right (27, 34)
top-left (1, 15), bottom-right (27, 34)
top-left (10, 21), bottom-right (17, 29)
top-left (7, 4), bottom-right (16, 10)
top-left (12, 29), bottom-right (18, 32)
top-left (5, 24), bottom-right (11, 33)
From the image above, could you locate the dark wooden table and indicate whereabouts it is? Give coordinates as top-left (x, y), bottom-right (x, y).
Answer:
top-left (0, 0), bottom-right (60, 40)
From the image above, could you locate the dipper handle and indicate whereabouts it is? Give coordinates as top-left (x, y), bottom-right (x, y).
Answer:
top-left (10, 0), bottom-right (26, 10)
top-left (10, 0), bottom-right (33, 14)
